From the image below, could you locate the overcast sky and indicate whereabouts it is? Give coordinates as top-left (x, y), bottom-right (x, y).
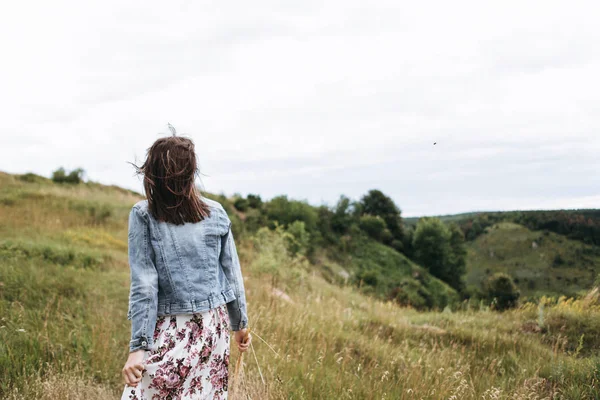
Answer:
top-left (1, 1), bottom-right (598, 216)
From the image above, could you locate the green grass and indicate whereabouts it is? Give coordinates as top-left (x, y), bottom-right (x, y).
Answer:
top-left (335, 237), bottom-right (459, 310)
top-left (0, 171), bottom-right (599, 399)
top-left (466, 222), bottom-right (600, 299)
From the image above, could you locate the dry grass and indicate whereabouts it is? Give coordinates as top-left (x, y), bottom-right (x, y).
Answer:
top-left (0, 172), bottom-right (598, 399)
top-left (4, 367), bottom-right (114, 400)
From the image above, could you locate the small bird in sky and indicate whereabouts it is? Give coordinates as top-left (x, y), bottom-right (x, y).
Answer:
top-left (434, 142), bottom-right (437, 145)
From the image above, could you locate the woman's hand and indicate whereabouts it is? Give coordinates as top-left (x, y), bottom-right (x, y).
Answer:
top-left (122, 349), bottom-right (146, 387)
top-left (234, 328), bottom-right (251, 353)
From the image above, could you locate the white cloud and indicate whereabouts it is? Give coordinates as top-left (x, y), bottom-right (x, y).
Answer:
top-left (0, 0), bottom-right (598, 216)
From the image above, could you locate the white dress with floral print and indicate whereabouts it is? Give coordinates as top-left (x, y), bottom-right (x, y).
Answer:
top-left (121, 303), bottom-right (230, 400)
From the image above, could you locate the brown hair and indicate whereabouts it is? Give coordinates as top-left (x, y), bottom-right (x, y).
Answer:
top-left (130, 135), bottom-right (210, 225)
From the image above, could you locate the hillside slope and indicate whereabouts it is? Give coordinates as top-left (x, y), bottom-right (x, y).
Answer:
top-left (466, 222), bottom-right (600, 298)
top-left (321, 237), bottom-right (458, 309)
top-left (0, 171), bottom-right (598, 399)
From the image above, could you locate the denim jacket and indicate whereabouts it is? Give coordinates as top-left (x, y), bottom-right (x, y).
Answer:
top-left (127, 197), bottom-right (248, 353)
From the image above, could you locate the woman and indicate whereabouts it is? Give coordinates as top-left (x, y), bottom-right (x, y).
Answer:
top-left (121, 135), bottom-right (251, 399)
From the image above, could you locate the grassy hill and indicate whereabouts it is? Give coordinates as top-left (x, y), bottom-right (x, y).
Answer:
top-left (466, 222), bottom-right (600, 299)
top-left (405, 212), bottom-right (484, 226)
top-left (319, 237), bottom-right (458, 310)
top-left (1, 171), bottom-right (599, 399)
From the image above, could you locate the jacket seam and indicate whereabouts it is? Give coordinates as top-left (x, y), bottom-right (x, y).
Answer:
top-left (167, 224), bottom-right (194, 307)
top-left (142, 222), bottom-right (151, 345)
top-left (152, 218), bottom-right (178, 304)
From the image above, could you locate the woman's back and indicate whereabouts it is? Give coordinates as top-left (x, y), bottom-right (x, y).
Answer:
top-left (121, 133), bottom-right (250, 399)
top-left (128, 197), bottom-right (247, 324)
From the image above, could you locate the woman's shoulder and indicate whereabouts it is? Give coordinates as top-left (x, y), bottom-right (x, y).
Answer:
top-left (199, 196), bottom-right (225, 212)
top-left (132, 199), bottom-right (149, 212)
top-left (130, 197), bottom-right (229, 227)
top-left (199, 197), bottom-right (232, 231)
top-left (200, 196), bottom-right (230, 223)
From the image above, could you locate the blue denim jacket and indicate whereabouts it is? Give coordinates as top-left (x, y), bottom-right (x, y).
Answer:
top-left (127, 197), bottom-right (248, 352)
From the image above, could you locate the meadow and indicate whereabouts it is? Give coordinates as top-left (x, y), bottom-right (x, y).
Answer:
top-left (0, 171), bottom-right (599, 399)
top-left (465, 222), bottom-right (600, 299)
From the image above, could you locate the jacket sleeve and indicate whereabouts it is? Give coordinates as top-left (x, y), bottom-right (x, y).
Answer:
top-left (127, 205), bottom-right (159, 352)
top-left (219, 216), bottom-right (249, 331)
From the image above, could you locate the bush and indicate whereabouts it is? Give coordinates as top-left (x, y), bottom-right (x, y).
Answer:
top-left (246, 194), bottom-right (263, 209)
top-left (390, 239), bottom-right (404, 252)
top-left (485, 272), bottom-right (520, 311)
top-left (552, 254), bottom-right (565, 267)
top-left (18, 173), bottom-right (49, 184)
top-left (51, 167), bottom-right (85, 184)
top-left (360, 189), bottom-right (404, 242)
top-left (264, 195), bottom-right (318, 233)
top-left (249, 226), bottom-right (309, 289)
top-left (357, 270), bottom-right (380, 287)
top-left (243, 208), bottom-right (268, 233)
top-left (284, 221), bottom-right (311, 256)
top-left (359, 215), bottom-right (387, 241)
top-left (331, 195), bottom-right (360, 235)
top-left (233, 197), bottom-right (249, 212)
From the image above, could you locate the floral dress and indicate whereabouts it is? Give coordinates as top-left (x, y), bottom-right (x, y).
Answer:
top-left (121, 303), bottom-right (230, 400)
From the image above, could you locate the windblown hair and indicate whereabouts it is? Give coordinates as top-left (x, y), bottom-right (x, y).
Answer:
top-left (130, 135), bottom-right (210, 225)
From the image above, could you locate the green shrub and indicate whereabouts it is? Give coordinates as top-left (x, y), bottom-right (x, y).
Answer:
top-left (264, 195), bottom-right (318, 233)
top-left (360, 189), bottom-right (404, 242)
top-left (485, 272), bottom-right (520, 311)
top-left (233, 197), bottom-right (249, 212)
top-left (357, 270), bottom-right (380, 287)
top-left (249, 225), bottom-right (309, 289)
top-left (390, 239), bottom-right (404, 252)
top-left (359, 215), bottom-right (387, 241)
top-left (246, 194), bottom-right (263, 209)
top-left (51, 167), bottom-right (85, 184)
top-left (553, 254), bottom-right (565, 267)
top-left (284, 221), bottom-right (311, 256)
top-left (243, 208), bottom-right (268, 233)
top-left (18, 173), bottom-right (49, 184)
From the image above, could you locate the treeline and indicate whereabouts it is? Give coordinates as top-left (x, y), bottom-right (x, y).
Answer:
top-left (219, 189), bottom-right (408, 256)
top-left (210, 189), bottom-right (469, 307)
top-left (457, 210), bottom-right (600, 245)
top-left (27, 169), bottom-right (523, 310)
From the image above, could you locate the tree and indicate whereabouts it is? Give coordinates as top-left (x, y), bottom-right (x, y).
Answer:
top-left (284, 221), bottom-right (311, 256)
top-left (233, 197), bottom-right (249, 212)
top-left (413, 217), bottom-right (452, 281)
top-left (402, 226), bottom-right (415, 258)
top-left (331, 195), bottom-right (356, 234)
top-left (360, 189), bottom-right (404, 244)
top-left (446, 223), bottom-right (467, 292)
top-left (485, 273), bottom-right (520, 311)
top-left (314, 205), bottom-right (336, 246)
top-left (246, 194), bottom-right (263, 209)
top-left (264, 195), bottom-right (318, 233)
top-left (412, 218), bottom-right (466, 292)
top-left (52, 167), bottom-right (85, 184)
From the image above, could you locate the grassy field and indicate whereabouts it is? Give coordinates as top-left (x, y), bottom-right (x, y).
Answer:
top-left (1, 171), bottom-right (599, 399)
top-left (466, 222), bottom-right (600, 299)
